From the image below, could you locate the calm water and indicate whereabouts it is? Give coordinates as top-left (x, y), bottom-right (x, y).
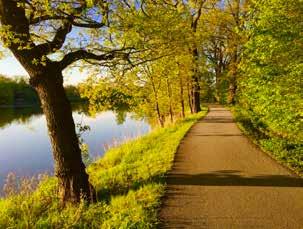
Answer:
top-left (0, 105), bottom-right (150, 188)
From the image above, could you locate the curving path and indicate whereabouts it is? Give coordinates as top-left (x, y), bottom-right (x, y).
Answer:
top-left (160, 105), bottom-right (303, 228)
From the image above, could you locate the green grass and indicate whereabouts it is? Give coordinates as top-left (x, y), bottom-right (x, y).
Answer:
top-left (232, 106), bottom-right (303, 175)
top-left (0, 109), bottom-right (207, 228)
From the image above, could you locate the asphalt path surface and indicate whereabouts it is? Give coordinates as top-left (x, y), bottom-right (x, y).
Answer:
top-left (160, 106), bottom-right (303, 229)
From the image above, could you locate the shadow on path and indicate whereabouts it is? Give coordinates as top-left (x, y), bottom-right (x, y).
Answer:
top-left (167, 170), bottom-right (303, 187)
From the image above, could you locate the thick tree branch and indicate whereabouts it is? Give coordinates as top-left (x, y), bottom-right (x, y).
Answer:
top-left (71, 21), bottom-right (105, 28)
top-left (30, 15), bottom-right (105, 28)
top-left (191, 1), bottom-right (207, 32)
top-left (30, 15), bottom-right (67, 24)
top-left (59, 49), bottom-right (129, 70)
top-left (33, 21), bottom-right (72, 56)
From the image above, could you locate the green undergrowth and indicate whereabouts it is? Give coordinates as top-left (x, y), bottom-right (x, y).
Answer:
top-left (0, 109), bottom-right (207, 228)
top-left (232, 106), bottom-right (303, 174)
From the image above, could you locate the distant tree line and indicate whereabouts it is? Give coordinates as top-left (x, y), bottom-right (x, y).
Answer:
top-left (0, 75), bottom-right (85, 107)
top-left (0, 75), bottom-right (39, 106)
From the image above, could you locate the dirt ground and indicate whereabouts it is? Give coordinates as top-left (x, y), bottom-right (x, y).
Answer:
top-left (159, 106), bottom-right (303, 229)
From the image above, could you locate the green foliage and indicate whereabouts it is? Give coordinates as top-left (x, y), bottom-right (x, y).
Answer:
top-left (230, 0), bottom-right (302, 175)
top-left (0, 75), bottom-right (86, 106)
top-left (0, 76), bottom-right (14, 105)
top-left (0, 75), bottom-right (39, 106)
top-left (238, 0), bottom-right (303, 143)
top-left (65, 85), bottom-right (87, 103)
top-left (0, 110), bottom-right (207, 228)
top-left (79, 76), bottom-right (135, 116)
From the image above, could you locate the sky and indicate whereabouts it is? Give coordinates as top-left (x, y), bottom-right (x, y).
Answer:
top-left (0, 6), bottom-right (93, 85)
top-left (0, 54), bottom-right (88, 85)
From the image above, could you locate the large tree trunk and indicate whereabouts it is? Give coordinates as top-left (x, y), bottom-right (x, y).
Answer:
top-left (31, 64), bottom-right (96, 204)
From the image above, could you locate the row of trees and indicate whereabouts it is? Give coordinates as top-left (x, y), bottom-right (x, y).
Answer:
top-left (80, 0), bottom-right (252, 125)
top-left (1, 0), bottom-right (301, 204)
top-left (0, 75), bottom-right (85, 106)
top-left (0, 75), bottom-right (39, 106)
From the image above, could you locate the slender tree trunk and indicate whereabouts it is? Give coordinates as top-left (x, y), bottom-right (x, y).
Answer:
top-left (178, 70), bottom-right (185, 118)
top-left (192, 81), bottom-right (201, 113)
top-left (228, 30), bottom-right (239, 105)
top-left (155, 101), bottom-right (164, 127)
top-left (215, 66), bottom-right (221, 103)
top-left (190, 4), bottom-right (202, 113)
top-left (192, 48), bottom-right (201, 113)
top-left (150, 75), bottom-right (164, 127)
top-left (166, 78), bottom-right (174, 123)
top-left (228, 53), bottom-right (238, 105)
top-left (228, 77), bottom-right (237, 104)
top-left (215, 57), bottom-right (224, 103)
top-left (187, 81), bottom-right (193, 114)
top-left (31, 64), bottom-right (96, 204)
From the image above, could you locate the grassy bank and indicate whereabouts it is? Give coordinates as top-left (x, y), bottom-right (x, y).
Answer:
top-left (232, 106), bottom-right (303, 175)
top-left (0, 109), bottom-right (207, 228)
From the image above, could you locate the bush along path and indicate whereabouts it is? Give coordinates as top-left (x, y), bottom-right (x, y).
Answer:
top-left (160, 105), bottom-right (303, 228)
top-left (0, 109), bottom-right (207, 228)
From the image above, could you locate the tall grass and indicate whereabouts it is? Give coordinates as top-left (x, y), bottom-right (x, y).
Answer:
top-left (0, 109), bottom-right (207, 228)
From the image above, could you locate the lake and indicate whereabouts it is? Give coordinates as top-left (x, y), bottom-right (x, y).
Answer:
top-left (0, 105), bottom-right (150, 189)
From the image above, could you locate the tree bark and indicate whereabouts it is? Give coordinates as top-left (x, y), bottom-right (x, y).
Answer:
top-left (178, 71), bottom-right (185, 118)
top-left (155, 101), bottom-right (164, 127)
top-left (0, 0), bottom-right (114, 205)
top-left (227, 0), bottom-right (240, 105)
top-left (187, 81), bottom-right (194, 114)
top-left (31, 64), bottom-right (96, 204)
top-left (215, 65), bottom-right (221, 103)
top-left (166, 78), bottom-right (174, 123)
top-left (150, 74), bottom-right (164, 127)
top-left (228, 52), bottom-right (238, 105)
top-left (192, 48), bottom-right (201, 113)
top-left (190, 4), bottom-right (203, 113)
top-left (215, 52), bottom-right (224, 103)
top-left (228, 76), bottom-right (237, 105)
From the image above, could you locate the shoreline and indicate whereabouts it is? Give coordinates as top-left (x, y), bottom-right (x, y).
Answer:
top-left (0, 104), bottom-right (41, 109)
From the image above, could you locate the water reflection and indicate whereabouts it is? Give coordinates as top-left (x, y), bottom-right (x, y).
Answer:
top-left (0, 106), bottom-right (42, 129)
top-left (0, 104), bottom-right (150, 188)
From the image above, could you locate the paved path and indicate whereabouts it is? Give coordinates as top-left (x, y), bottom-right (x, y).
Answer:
top-left (160, 106), bottom-right (303, 228)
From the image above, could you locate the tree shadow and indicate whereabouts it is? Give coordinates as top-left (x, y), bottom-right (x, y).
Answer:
top-left (160, 219), bottom-right (208, 229)
top-left (188, 134), bottom-right (243, 136)
top-left (95, 175), bottom-right (165, 202)
top-left (199, 116), bottom-right (235, 123)
top-left (166, 170), bottom-right (303, 187)
top-left (159, 170), bottom-right (303, 228)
